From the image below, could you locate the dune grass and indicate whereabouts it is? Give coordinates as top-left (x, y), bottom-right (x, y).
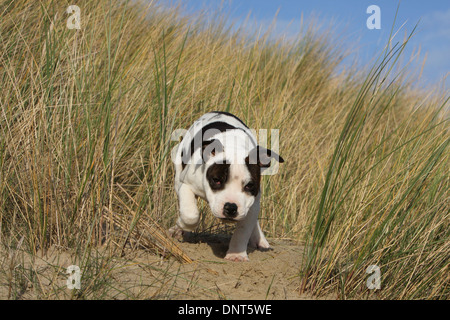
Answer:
top-left (0, 0), bottom-right (448, 299)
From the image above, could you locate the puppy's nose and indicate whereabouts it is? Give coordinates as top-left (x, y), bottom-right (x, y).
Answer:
top-left (223, 202), bottom-right (238, 218)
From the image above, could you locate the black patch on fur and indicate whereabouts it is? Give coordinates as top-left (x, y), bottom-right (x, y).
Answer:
top-left (201, 139), bottom-right (223, 162)
top-left (180, 122), bottom-right (236, 169)
top-left (244, 161), bottom-right (261, 197)
top-left (206, 163), bottom-right (230, 192)
top-left (181, 149), bottom-right (186, 170)
top-left (246, 146), bottom-right (285, 167)
top-left (211, 111), bottom-right (249, 128)
top-left (180, 113), bottom-right (258, 169)
top-left (190, 121), bottom-right (239, 157)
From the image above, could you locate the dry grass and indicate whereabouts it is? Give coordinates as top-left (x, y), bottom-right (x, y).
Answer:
top-left (0, 0), bottom-right (448, 299)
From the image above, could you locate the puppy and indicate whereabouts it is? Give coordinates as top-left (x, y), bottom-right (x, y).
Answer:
top-left (170, 111), bottom-right (284, 261)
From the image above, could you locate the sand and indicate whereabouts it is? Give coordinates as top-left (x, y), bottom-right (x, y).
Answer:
top-left (0, 233), bottom-right (328, 300)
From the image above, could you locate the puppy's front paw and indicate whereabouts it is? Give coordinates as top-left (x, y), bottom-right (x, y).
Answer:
top-left (249, 237), bottom-right (271, 250)
top-left (168, 225), bottom-right (184, 241)
top-left (224, 252), bottom-right (249, 262)
top-left (257, 238), bottom-right (270, 250)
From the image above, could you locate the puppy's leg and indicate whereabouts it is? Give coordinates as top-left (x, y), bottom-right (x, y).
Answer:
top-left (225, 196), bottom-right (260, 262)
top-left (169, 183), bottom-right (200, 238)
top-left (249, 220), bottom-right (270, 250)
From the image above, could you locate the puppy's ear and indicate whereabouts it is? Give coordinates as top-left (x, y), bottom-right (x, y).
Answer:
top-left (202, 139), bottom-right (223, 162)
top-left (245, 146), bottom-right (284, 168)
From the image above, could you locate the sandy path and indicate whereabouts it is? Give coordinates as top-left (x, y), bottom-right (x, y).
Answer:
top-left (1, 234), bottom-right (325, 299)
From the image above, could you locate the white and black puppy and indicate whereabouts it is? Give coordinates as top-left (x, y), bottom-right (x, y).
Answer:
top-left (170, 111), bottom-right (284, 262)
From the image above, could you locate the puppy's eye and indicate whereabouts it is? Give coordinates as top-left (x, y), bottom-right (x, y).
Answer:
top-left (212, 178), bottom-right (221, 185)
top-left (244, 182), bottom-right (254, 191)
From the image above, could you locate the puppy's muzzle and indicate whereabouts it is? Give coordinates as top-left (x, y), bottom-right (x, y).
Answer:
top-left (223, 202), bottom-right (238, 219)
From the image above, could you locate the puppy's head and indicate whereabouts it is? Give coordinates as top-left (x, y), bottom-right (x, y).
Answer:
top-left (202, 140), bottom-right (284, 221)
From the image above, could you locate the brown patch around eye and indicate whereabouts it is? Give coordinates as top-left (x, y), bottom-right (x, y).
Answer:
top-left (206, 163), bottom-right (230, 192)
top-left (244, 163), bottom-right (260, 196)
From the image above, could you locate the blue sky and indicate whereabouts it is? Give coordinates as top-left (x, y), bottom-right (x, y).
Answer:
top-left (173, 0), bottom-right (450, 91)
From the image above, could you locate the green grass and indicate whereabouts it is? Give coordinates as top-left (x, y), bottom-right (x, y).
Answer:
top-left (0, 0), bottom-right (448, 299)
